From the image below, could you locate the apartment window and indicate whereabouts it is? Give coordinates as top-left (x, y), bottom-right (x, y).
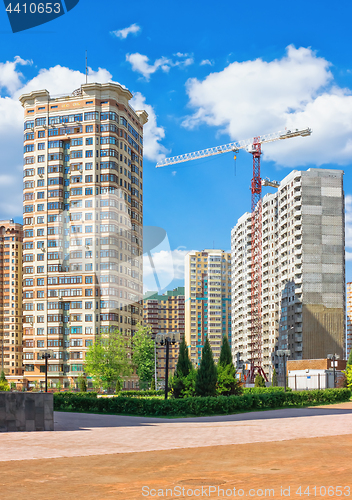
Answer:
top-left (35, 117), bottom-right (46, 127)
top-left (38, 155), bottom-right (45, 162)
top-left (38, 143), bottom-right (45, 150)
top-left (71, 138), bottom-right (83, 146)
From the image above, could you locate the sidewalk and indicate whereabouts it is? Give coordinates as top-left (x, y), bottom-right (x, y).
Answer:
top-left (0, 402), bottom-right (351, 499)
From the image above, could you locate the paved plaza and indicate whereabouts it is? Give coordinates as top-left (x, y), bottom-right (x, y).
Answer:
top-left (0, 403), bottom-right (352, 499)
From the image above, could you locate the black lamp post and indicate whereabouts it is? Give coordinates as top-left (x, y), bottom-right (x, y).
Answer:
top-left (327, 353), bottom-right (340, 388)
top-left (277, 349), bottom-right (291, 392)
top-left (155, 333), bottom-right (179, 400)
top-left (40, 350), bottom-right (53, 393)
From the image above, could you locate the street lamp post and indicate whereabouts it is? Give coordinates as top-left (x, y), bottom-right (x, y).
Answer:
top-left (277, 349), bottom-right (291, 392)
top-left (155, 333), bottom-right (179, 400)
top-left (327, 353), bottom-right (340, 388)
top-left (40, 350), bottom-right (53, 393)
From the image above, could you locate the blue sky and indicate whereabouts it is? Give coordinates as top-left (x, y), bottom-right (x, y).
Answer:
top-left (0, 0), bottom-right (351, 291)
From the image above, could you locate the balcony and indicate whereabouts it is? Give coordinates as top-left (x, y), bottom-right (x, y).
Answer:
top-left (295, 344), bottom-right (302, 352)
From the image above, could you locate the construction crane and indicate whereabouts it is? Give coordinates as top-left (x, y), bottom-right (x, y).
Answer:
top-left (156, 127), bottom-right (312, 381)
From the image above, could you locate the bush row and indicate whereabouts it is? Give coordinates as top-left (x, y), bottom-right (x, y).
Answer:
top-left (243, 386), bottom-right (291, 394)
top-left (119, 390), bottom-right (164, 397)
top-left (54, 388), bottom-right (351, 417)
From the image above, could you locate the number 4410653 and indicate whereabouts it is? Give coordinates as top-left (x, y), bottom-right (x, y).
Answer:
top-left (296, 486), bottom-right (351, 496)
top-left (6, 3), bottom-right (61, 14)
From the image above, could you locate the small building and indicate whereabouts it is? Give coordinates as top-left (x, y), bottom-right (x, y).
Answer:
top-left (287, 359), bottom-right (346, 390)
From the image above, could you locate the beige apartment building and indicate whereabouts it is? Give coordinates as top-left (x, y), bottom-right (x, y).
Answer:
top-left (185, 250), bottom-right (231, 366)
top-left (143, 287), bottom-right (185, 382)
top-left (20, 82), bottom-right (147, 389)
top-left (231, 168), bottom-right (345, 379)
top-left (0, 220), bottom-right (23, 387)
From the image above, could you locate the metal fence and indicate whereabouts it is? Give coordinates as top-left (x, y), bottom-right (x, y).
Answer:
top-left (276, 371), bottom-right (345, 391)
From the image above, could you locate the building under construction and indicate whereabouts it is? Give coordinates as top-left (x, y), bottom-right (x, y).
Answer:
top-left (231, 168), bottom-right (345, 379)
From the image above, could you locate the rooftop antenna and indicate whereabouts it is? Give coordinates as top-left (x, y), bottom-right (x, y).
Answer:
top-left (85, 50), bottom-right (88, 84)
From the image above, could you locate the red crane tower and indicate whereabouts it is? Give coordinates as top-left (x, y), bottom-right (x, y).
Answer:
top-left (156, 128), bottom-right (312, 379)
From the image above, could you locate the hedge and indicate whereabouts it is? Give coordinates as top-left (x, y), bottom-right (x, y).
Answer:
top-left (119, 390), bottom-right (164, 397)
top-left (243, 387), bottom-right (291, 394)
top-left (54, 388), bottom-right (351, 418)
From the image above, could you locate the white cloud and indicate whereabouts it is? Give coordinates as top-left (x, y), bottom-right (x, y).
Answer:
top-left (346, 194), bottom-right (352, 261)
top-left (182, 45), bottom-right (352, 167)
top-left (14, 66), bottom-right (113, 99)
top-left (110, 23), bottom-right (141, 39)
top-left (0, 60), bottom-right (166, 218)
top-left (143, 248), bottom-right (190, 292)
top-left (126, 53), bottom-right (172, 80)
top-left (200, 59), bottom-right (213, 66)
top-left (172, 171), bottom-right (177, 176)
top-left (126, 52), bottom-right (194, 80)
top-left (0, 56), bottom-right (31, 94)
top-left (131, 91), bottom-right (168, 162)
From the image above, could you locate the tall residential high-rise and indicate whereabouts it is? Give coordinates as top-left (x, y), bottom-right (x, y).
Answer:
top-left (347, 282), bottom-right (352, 359)
top-left (20, 83), bottom-right (147, 389)
top-left (231, 168), bottom-right (345, 378)
top-left (185, 250), bottom-right (231, 366)
top-left (0, 220), bottom-right (23, 386)
top-left (143, 287), bottom-right (185, 382)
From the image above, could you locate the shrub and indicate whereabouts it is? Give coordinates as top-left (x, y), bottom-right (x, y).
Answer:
top-left (254, 374), bottom-right (266, 387)
top-left (195, 337), bottom-right (217, 397)
top-left (78, 375), bottom-right (87, 393)
top-left (217, 364), bottom-right (243, 396)
top-left (53, 388), bottom-right (351, 418)
top-left (271, 369), bottom-right (278, 387)
top-left (0, 380), bottom-right (10, 391)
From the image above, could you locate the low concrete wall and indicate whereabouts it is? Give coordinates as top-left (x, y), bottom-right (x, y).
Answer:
top-left (0, 392), bottom-right (54, 432)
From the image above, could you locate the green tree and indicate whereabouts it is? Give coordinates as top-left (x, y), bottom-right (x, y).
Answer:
top-left (271, 368), bottom-right (278, 387)
top-left (0, 372), bottom-right (9, 391)
top-left (216, 335), bottom-right (242, 396)
top-left (175, 338), bottom-right (192, 377)
top-left (347, 350), bottom-right (352, 367)
top-left (150, 377), bottom-right (155, 390)
top-left (85, 330), bottom-right (132, 393)
top-left (132, 323), bottom-right (155, 389)
top-left (78, 375), bottom-right (87, 392)
top-left (217, 364), bottom-right (243, 396)
top-left (343, 365), bottom-right (352, 390)
top-left (254, 373), bottom-right (266, 387)
top-left (219, 335), bottom-right (233, 367)
top-left (115, 379), bottom-right (121, 394)
top-left (169, 338), bottom-right (193, 398)
top-left (195, 337), bottom-right (217, 397)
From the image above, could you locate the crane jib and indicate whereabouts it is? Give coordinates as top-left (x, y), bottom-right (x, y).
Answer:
top-left (155, 127), bottom-right (312, 168)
